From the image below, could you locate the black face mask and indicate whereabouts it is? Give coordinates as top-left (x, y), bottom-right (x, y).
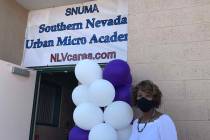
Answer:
top-left (137, 97), bottom-right (155, 112)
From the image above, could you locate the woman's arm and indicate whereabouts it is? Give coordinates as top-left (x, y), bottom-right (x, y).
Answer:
top-left (129, 119), bottom-right (138, 140)
top-left (158, 115), bottom-right (178, 140)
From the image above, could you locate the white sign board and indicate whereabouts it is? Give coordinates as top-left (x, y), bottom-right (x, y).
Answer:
top-left (22, 0), bottom-right (128, 67)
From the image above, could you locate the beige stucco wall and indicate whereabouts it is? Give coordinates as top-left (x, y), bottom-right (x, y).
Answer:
top-left (0, 60), bottom-right (36, 140)
top-left (0, 0), bottom-right (28, 65)
top-left (128, 0), bottom-right (210, 140)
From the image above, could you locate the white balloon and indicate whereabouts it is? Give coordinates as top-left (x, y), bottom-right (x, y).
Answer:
top-left (73, 103), bottom-right (103, 130)
top-left (75, 60), bottom-right (102, 85)
top-left (89, 79), bottom-right (115, 107)
top-left (104, 101), bottom-right (133, 130)
top-left (72, 85), bottom-right (89, 106)
top-left (117, 125), bottom-right (132, 140)
top-left (89, 123), bottom-right (118, 140)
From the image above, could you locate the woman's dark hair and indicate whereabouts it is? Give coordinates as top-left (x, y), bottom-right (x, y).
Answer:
top-left (132, 80), bottom-right (162, 108)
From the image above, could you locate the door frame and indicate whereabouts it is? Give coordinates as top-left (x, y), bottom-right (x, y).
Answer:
top-left (29, 66), bottom-right (76, 140)
top-left (29, 63), bottom-right (106, 140)
top-left (29, 71), bottom-right (42, 140)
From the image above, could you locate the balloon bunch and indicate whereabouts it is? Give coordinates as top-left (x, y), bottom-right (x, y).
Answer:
top-left (69, 59), bottom-right (133, 140)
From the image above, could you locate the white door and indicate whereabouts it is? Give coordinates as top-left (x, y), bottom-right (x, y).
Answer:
top-left (0, 60), bottom-right (37, 140)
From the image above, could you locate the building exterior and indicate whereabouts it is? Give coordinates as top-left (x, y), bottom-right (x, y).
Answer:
top-left (129, 1), bottom-right (210, 140)
top-left (0, 0), bottom-right (28, 64)
top-left (1, 0), bottom-right (210, 140)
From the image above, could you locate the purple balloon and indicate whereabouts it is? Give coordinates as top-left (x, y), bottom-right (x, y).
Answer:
top-left (68, 126), bottom-right (89, 140)
top-left (103, 59), bottom-right (131, 87)
top-left (127, 73), bottom-right (132, 85)
top-left (114, 85), bottom-right (132, 105)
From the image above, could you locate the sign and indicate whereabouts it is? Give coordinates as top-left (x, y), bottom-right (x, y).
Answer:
top-left (22, 0), bottom-right (128, 67)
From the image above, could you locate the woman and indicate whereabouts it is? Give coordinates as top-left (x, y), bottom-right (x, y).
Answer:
top-left (129, 80), bottom-right (177, 140)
